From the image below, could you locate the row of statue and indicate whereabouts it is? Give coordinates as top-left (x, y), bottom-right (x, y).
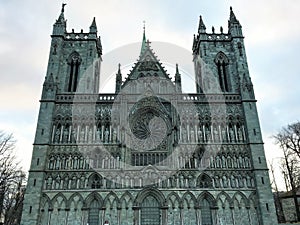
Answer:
top-left (51, 123), bottom-right (246, 144)
top-left (44, 172), bottom-right (254, 190)
top-left (48, 151), bottom-right (251, 170)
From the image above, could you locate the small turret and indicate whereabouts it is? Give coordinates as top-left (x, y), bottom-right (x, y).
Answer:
top-left (115, 64), bottom-right (122, 93)
top-left (90, 17), bottom-right (97, 33)
top-left (228, 6), bottom-right (243, 37)
top-left (52, 3), bottom-right (67, 36)
top-left (175, 64), bottom-right (182, 93)
top-left (198, 16), bottom-right (206, 34)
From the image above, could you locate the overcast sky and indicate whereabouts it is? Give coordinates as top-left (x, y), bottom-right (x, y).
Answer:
top-left (1, 0), bottom-right (299, 190)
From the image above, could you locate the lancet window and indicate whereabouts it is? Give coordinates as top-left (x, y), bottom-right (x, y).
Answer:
top-left (67, 52), bottom-right (82, 92)
top-left (215, 52), bottom-right (230, 92)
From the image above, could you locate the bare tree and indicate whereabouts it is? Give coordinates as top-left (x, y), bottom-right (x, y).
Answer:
top-left (0, 131), bottom-right (26, 225)
top-left (274, 122), bottom-right (300, 222)
top-left (269, 159), bottom-right (285, 223)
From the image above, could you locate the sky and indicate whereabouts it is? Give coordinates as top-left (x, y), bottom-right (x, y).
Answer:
top-left (0, 0), bottom-right (300, 191)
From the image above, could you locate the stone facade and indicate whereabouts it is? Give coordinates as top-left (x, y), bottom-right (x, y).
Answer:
top-left (20, 5), bottom-right (278, 225)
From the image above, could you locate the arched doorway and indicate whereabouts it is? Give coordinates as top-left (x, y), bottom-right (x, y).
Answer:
top-left (141, 195), bottom-right (161, 225)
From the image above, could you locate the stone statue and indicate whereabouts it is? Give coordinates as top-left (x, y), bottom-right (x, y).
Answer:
top-left (104, 128), bottom-right (109, 143)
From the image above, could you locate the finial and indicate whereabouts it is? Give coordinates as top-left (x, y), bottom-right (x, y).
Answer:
top-left (176, 63), bottom-right (179, 74)
top-left (118, 63), bottom-right (121, 71)
top-left (230, 6), bottom-right (233, 11)
top-left (212, 26), bottom-right (215, 33)
top-left (220, 26), bottom-right (223, 33)
top-left (143, 21), bottom-right (146, 33)
top-left (62, 3), bottom-right (67, 13)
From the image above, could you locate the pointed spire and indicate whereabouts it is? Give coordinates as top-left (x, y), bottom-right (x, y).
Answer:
top-left (228, 6), bottom-right (243, 37)
top-left (229, 6), bottom-right (239, 23)
top-left (115, 63), bottom-right (122, 93)
top-left (53, 3), bottom-right (67, 35)
top-left (175, 64), bottom-right (182, 93)
top-left (140, 21), bottom-right (147, 56)
top-left (89, 17), bottom-right (97, 33)
top-left (57, 3), bottom-right (66, 23)
top-left (198, 16), bottom-right (206, 33)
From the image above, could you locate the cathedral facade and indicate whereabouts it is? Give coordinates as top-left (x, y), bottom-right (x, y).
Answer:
top-left (21, 5), bottom-right (278, 225)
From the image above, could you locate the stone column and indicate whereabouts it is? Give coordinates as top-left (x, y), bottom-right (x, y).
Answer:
top-left (132, 206), bottom-right (140, 225)
top-left (51, 124), bottom-right (56, 143)
top-left (161, 206), bottom-right (168, 225)
top-left (230, 206), bottom-right (236, 225)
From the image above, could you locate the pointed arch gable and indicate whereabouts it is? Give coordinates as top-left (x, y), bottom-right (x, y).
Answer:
top-left (232, 191), bottom-right (249, 208)
top-left (40, 193), bottom-right (53, 210)
top-left (182, 191), bottom-right (197, 208)
top-left (68, 192), bottom-right (84, 209)
top-left (103, 191), bottom-right (120, 208)
top-left (120, 191), bottom-right (133, 209)
top-left (216, 191), bottom-right (232, 208)
top-left (51, 192), bottom-right (68, 209)
top-left (166, 192), bottom-right (181, 208)
top-left (120, 191), bottom-right (134, 207)
top-left (248, 191), bottom-right (258, 207)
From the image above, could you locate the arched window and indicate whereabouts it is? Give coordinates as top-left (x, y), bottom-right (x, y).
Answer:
top-left (89, 174), bottom-right (103, 189)
top-left (197, 174), bottom-right (213, 188)
top-left (215, 52), bottom-right (230, 92)
top-left (201, 198), bottom-right (212, 225)
top-left (88, 199), bottom-right (100, 225)
top-left (67, 52), bottom-right (82, 92)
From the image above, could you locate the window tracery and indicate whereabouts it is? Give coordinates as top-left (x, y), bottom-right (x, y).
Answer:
top-left (215, 52), bottom-right (230, 92)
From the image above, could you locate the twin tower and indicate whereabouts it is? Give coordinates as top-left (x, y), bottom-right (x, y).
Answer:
top-left (21, 4), bottom-right (278, 225)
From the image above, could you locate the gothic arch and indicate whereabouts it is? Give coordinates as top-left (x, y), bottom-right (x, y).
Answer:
top-left (248, 191), bottom-right (258, 207)
top-left (214, 52), bottom-right (229, 64)
top-left (120, 191), bottom-right (134, 209)
top-left (68, 192), bottom-right (84, 209)
top-left (197, 173), bottom-right (213, 188)
top-left (134, 188), bottom-right (166, 207)
top-left (67, 51), bottom-right (82, 92)
top-left (51, 192), bottom-right (68, 209)
top-left (214, 51), bottom-right (230, 92)
top-left (40, 193), bottom-right (53, 210)
top-left (88, 173), bottom-right (103, 189)
top-left (232, 191), bottom-right (249, 208)
top-left (103, 191), bottom-right (120, 209)
top-left (198, 191), bottom-right (217, 208)
top-left (166, 192), bottom-right (181, 208)
top-left (84, 191), bottom-right (103, 208)
top-left (216, 191), bottom-right (232, 208)
top-left (182, 191), bottom-right (197, 208)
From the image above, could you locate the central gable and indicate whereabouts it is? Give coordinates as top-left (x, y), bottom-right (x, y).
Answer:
top-left (122, 40), bottom-right (172, 87)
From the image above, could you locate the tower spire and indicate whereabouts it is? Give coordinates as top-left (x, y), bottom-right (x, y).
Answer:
top-left (198, 16), bottom-right (206, 33)
top-left (140, 21), bottom-right (147, 56)
top-left (53, 3), bottom-right (67, 35)
top-left (90, 17), bottom-right (98, 33)
top-left (175, 63), bottom-right (182, 93)
top-left (58, 3), bottom-right (66, 22)
top-left (229, 6), bottom-right (239, 23)
top-left (228, 6), bottom-right (243, 37)
top-left (115, 63), bottom-right (122, 93)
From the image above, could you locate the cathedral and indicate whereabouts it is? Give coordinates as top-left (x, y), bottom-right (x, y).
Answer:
top-left (21, 4), bottom-right (278, 225)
